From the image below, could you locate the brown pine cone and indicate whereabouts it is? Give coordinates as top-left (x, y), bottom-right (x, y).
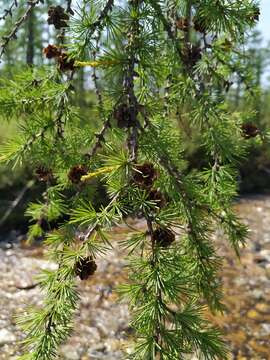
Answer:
top-left (68, 165), bottom-right (88, 183)
top-left (35, 165), bottom-right (54, 182)
top-left (113, 103), bottom-right (137, 129)
top-left (57, 53), bottom-right (75, 72)
top-left (47, 6), bottom-right (69, 29)
top-left (43, 44), bottom-right (61, 59)
top-left (153, 227), bottom-right (175, 248)
top-left (148, 189), bottom-right (166, 209)
top-left (133, 162), bottom-right (158, 189)
top-left (75, 256), bottom-right (97, 280)
top-left (241, 123), bottom-right (260, 139)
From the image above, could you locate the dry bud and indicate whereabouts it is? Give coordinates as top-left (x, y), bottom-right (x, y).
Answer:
top-left (35, 165), bottom-right (54, 182)
top-left (47, 6), bottom-right (69, 29)
top-left (148, 189), bottom-right (166, 209)
top-left (75, 256), bottom-right (97, 280)
top-left (241, 123), bottom-right (260, 139)
top-left (58, 53), bottom-right (75, 72)
top-left (133, 162), bottom-right (158, 189)
top-left (113, 103), bottom-right (137, 129)
top-left (153, 227), bottom-right (175, 248)
top-left (68, 165), bottom-right (88, 184)
top-left (43, 44), bottom-right (61, 59)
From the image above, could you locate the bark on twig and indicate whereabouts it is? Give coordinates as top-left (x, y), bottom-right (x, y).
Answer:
top-left (0, 0), bottom-right (41, 60)
top-left (0, 179), bottom-right (35, 228)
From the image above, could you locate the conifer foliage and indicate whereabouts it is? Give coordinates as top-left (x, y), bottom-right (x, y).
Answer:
top-left (0, 0), bottom-right (261, 359)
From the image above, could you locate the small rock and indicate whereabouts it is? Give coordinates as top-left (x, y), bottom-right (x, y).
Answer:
top-left (265, 264), bottom-right (270, 278)
top-left (84, 326), bottom-right (100, 344)
top-left (260, 249), bottom-right (270, 258)
top-left (248, 339), bottom-right (269, 355)
top-left (255, 303), bottom-right (269, 314)
top-left (247, 310), bottom-right (261, 320)
top-left (228, 330), bottom-right (247, 345)
top-left (254, 255), bottom-right (268, 267)
top-left (234, 277), bottom-right (246, 286)
top-left (0, 328), bottom-right (16, 345)
top-left (96, 321), bottom-right (110, 338)
top-left (261, 323), bottom-right (270, 335)
top-left (251, 289), bottom-right (264, 300)
top-left (87, 343), bottom-right (107, 357)
top-left (253, 242), bottom-right (261, 252)
top-left (59, 345), bottom-right (80, 360)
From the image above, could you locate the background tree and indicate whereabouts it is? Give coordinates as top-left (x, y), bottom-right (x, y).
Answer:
top-left (0, 0), bottom-right (267, 359)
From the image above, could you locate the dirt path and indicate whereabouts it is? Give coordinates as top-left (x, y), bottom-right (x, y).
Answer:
top-left (0, 196), bottom-right (270, 359)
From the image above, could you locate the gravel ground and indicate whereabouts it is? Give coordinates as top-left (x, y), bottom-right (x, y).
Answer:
top-left (0, 196), bottom-right (270, 359)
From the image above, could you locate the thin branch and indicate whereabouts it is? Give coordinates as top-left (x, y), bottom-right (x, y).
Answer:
top-left (0, 0), bottom-right (18, 21)
top-left (125, 0), bottom-right (141, 162)
top-left (84, 96), bottom-right (128, 162)
top-left (78, 192), bottom-right (120, 242)
top-left (0, 179), bottom-right (35, 228)
top-left (92, 31), bottom-right (105, 118)
top-left (55, 70), bottom-right (75, 140)
top-left (79, 0), bottom-right (114, 56)
top-left (23, 82), bottom-right (73, 152)
top-left (0, 0), bottom-right (41, 60)
top-left (66, 0), bottom-right (73, 14)
top-left (85, 115), bottom-right (111, 159)
top-left (148, 0), bottom-right (184, 62)
top-left (89, 0), bottom-right (114, 34)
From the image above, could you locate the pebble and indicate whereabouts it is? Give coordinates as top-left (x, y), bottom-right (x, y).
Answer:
top-left (248, 339), bottom-right (269, 355)
top-left (261, 323), bottom-right (270, 335)
top-left (59, 345), bottom-right (80, 360)
top-left (255, 303), bottom-right (269, 313)
top-left (0, 329), bottom-right (16, 345)
top-left (247, 309), bottom-right (260, 320)
top-left (250, 289), bottom-right (264, 300)
top-left (265, 263), bottom-right (270, 278)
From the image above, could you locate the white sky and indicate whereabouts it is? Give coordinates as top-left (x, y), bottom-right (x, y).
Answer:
top-left (257, 0), bottom-right (270, 44)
